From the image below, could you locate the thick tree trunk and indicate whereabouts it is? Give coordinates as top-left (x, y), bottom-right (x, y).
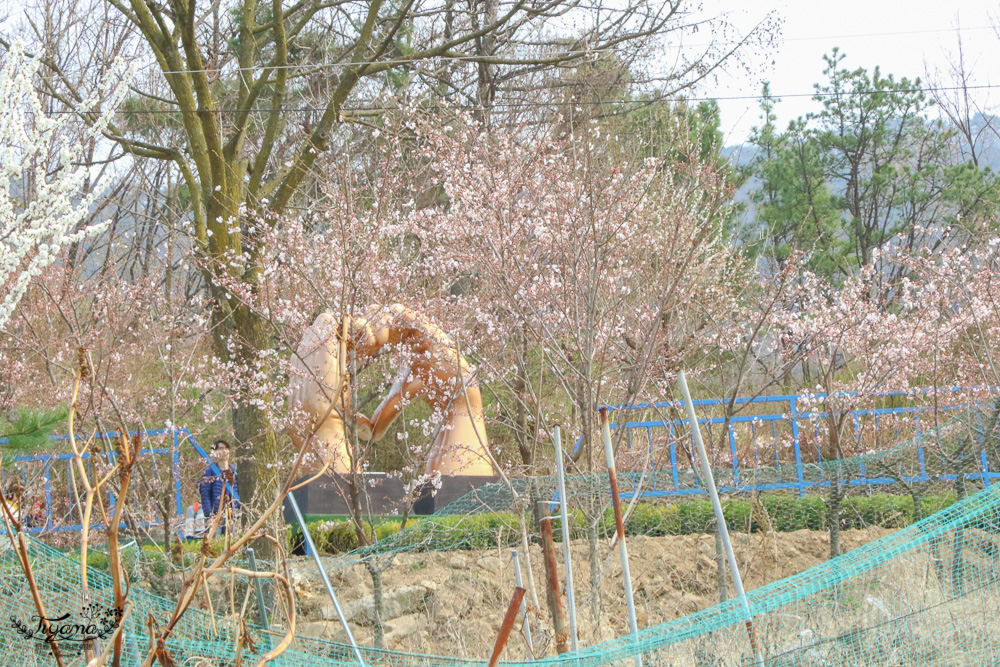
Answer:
top-left (233, 403), bottom-right (278, 504)
top-left (366, 560), bottom-right (386, 649)
top-left (226, 302), bottom-right (281, 558)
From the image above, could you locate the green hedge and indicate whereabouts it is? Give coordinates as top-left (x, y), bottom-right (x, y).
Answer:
top-left (297, 492), bottom-right (959, 555)
top-left (291, 519), bottom-right (405, 554)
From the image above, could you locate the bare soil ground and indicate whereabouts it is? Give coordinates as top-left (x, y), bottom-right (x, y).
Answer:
top-left (290, 528), bottom-right (895, 661)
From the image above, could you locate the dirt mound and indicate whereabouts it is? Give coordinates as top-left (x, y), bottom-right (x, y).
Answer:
top-left (289, 527), bottom-right (893, 660)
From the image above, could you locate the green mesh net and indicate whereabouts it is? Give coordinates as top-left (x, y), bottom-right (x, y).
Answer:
top-left (2, 404), bottom-right (999, 666)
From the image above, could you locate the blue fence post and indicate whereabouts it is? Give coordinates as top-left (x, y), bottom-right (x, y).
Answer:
top-left (913, 414), bottom-right (927, 481)
top-left (66, 459), bottom-right (74, 523)
top-left (108, 451), bottom-right (117, 511)
top-left (173, 430), bottom-right (183, 518)
top-left (668, 423), bottom-right (679, 489)
top-left (854, 412), bottom-right (868, 483)
top-left (646, 426), bottom-right (656, 489)
top-left (728, 425), bottom-right (739, 486)
top-left (43, 456), bottom-right (53, 530)
top-left (981, 450), bottom-right (991, 488)
top-left (790, 397), bottom-right (805, 497)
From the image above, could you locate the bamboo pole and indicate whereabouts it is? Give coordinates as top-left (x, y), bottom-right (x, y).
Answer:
top-left (677, 370), bottom-right (764, 667)
top-left (552, 425), bottom-right (579, 651)
top-left (511, 549), bottom-right (534, 655)
top-left (600, 408), bottom-right (642, 667)
top-left (487, 587), bottom-right (526, 667)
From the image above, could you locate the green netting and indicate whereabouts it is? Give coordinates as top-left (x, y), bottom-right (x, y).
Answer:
top-left (2, 404), bottom-right (1000, 666)
top-left (4, 471), bottom-right (1000, 666)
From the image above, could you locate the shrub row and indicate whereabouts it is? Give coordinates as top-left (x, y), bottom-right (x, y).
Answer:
top-left (297, 492), bottom-right (959, 555)
top-left (621, 492), bottom-right (957, 535)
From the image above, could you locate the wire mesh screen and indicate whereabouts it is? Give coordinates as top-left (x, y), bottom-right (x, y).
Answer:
top-left (2, 405), bottom-right (1000, 666)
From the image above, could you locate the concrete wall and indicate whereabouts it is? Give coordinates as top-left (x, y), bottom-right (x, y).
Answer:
top-left (284, 474), bottom-right (500, 521)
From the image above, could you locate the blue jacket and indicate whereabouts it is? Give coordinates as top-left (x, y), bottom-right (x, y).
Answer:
top-left (199, 464), bottom-right (240, 520)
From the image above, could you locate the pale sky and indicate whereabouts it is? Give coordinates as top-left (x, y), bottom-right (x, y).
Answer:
top-left (693, 0), bottom-right (1000, 143)
top-left (3, 0), bottom-right (997, 146)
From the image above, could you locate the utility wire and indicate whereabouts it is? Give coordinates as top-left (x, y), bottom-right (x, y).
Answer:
top-left (39, 82), bottom-right (1000, 115)
top-left (782, 24), bottom-right (995, 43)
top-left (127, 25), bottom-right (996, 76)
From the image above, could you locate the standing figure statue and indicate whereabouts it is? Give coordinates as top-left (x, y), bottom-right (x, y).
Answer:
top-left (288, 305), bottom-right (494, 476)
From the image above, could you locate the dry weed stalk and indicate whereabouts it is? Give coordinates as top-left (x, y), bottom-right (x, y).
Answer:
top-left (137, 373), bottom-right (345, 666)
top-left (0, 340), bottom-right (342, 667)
top-left (0, 472), bottom-right (68, 667)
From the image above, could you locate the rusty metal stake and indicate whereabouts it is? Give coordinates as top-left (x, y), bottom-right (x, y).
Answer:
top-left (538, 503), bottom-right (569, 655)
top-left (600, 407), bottom-right (642, 667)
top-left (488, 586), bottom-right (527, 667)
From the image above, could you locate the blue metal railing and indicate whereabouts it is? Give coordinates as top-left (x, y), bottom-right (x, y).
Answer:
top-left (0, 428), bottom-right (236, 534)
top-left (6, 388), bottom-right (999, 532)
top-left (577, 388), bottom-right (999, 498)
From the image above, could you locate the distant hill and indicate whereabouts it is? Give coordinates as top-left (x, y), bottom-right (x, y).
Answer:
top-left (723, 111), bottom-right (1000, 233)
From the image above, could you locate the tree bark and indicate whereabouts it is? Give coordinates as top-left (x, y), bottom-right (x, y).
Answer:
top-left (473, 0), bottom-right (498, 125)
top-left (366, 560), bottom-right (386, 650)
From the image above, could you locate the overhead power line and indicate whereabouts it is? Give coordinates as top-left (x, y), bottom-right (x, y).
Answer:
top-left (129, 25), bottom-right (995, 76)
top-left (40, 82), bottom-right (1000, 115)
top-left (782, 24), bottom-right (995, 43)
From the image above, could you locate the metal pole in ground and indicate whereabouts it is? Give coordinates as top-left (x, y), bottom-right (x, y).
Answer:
top-left (487, 587), bottom-right (527, 667)
top-left (600, 408), bottom-right (642, 667)
top-left (552, 425), bottom-right (579, 651)
top-left (247, 547), bottom-right (276, 662)
top-left (247, 548), bottom-right (271, 628)
top-left (287, 491), bottom-right (366, 667)
top-left (537, 502), bottom-right (569, 655)
top-left (511, 549), bottom-right (534, 655)
top-left (677, 370), bottom-right (764, 667)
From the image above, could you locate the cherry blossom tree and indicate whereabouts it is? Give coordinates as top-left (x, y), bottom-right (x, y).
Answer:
top-left (0, 44), bottom-right (131, 329)
top-left (411, 117), bottom-right (738, 464)
top-left (397, 115), bottom-right (742, 625)
top-left (776, 256), bottom-right (943, 556)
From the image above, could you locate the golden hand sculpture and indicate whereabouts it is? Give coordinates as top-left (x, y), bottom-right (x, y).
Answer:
top-left (288, 306), bottom-right (494, 477)
top-left (288, 312), bottom-right (351, 473)
top-left (352, 304), bottom-right (494, 476)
